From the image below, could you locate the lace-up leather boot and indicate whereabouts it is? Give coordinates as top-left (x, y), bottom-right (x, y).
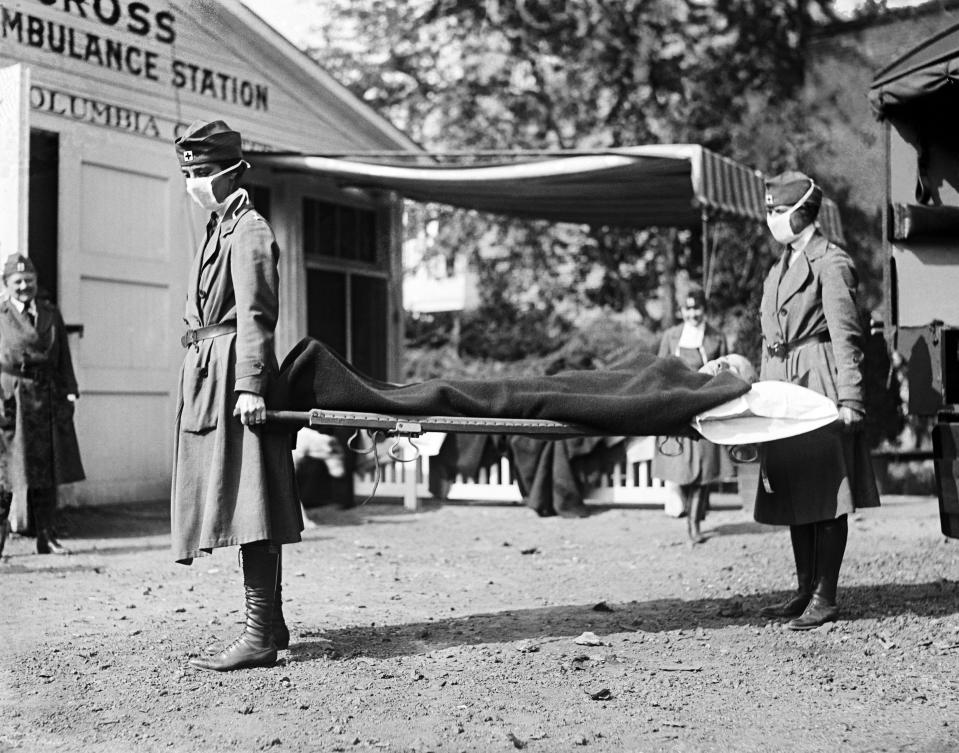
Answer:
top-left (190, 543), bottom-right (279, 671)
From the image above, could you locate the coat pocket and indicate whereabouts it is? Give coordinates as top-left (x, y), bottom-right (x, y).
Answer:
top-left (792, 344), bottom-right (839, 403)
top-left (179, 343), bottom-right (220, 433)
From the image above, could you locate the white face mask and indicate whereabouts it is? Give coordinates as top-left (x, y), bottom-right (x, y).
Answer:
top-left (766, 182), bottom-right (816, 245)
top-left (184, 161), bottom-right (244, 212)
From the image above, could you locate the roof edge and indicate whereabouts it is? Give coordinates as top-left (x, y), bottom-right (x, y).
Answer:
top-left (210, 0), bottom-right (422, 152)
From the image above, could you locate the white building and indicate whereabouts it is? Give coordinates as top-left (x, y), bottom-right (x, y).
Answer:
top-left (0, 0), bottom-right (419, 504)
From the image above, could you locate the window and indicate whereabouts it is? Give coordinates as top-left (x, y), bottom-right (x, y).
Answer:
top-left (303, 197), bottom-right (377, 263)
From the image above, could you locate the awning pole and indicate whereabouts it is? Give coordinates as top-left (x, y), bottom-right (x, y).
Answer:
top-left (702, 208), bottom-right (711, 297)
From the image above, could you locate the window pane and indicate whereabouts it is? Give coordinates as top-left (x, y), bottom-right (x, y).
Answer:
top-left (355, 208), bottom-right (377, 264)
top-left (303, 198), bottom-right (338, 258)
top-left (306, 269), bottom-right (347, 357)
top-left (350, 276), bottom-right (388, 379)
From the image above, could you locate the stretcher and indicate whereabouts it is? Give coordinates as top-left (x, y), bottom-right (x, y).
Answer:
top-left (265, 379), bottom-right (840, 510)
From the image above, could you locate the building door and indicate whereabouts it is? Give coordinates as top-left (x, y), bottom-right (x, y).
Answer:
top-left (29, 129), bottom-right (59, 303)
top-left (56, 126), bottom-right (186, 504)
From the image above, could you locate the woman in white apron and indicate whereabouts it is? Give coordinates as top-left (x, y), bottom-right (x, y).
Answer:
top-left (652, 286), bottom-right (729, 543)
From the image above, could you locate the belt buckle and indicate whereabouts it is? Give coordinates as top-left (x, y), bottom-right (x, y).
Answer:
top-left (768, 341), bottom-right (787, 359)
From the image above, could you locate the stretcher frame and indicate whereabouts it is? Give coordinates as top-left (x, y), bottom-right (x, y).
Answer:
top-left (267, 408), bottom-right (613, 511)
top-left (267, 409), bottom-right (603, 437)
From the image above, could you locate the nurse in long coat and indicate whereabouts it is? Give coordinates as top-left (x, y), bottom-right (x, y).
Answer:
top-left (171, 120), bottom-right (301, 671)
top-left (0, 254), bottom-right (85, 557)
top-left (652, 285), bottom-right (728, 543)
top-left (756, 171), bottom-right (879, 630)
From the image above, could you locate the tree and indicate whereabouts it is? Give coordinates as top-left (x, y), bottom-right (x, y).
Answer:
top-left (304, 0), bottom-right (873, 372)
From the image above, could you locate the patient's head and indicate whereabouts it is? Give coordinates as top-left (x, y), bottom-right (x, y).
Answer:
top-left (700, 353), bottom-right (757, 383)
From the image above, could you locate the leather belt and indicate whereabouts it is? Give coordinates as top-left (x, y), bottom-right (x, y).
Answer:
top-left (766, 330), bottom-right (831, 359)
top-left (0, 363), bottom-right (50, 380)
top-left (181, 321), bottom-right (237, 349)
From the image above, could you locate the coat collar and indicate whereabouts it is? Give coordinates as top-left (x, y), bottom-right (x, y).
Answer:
top-left (772, 230), bottom-right (829, 308)
top-left (802, 230), bottom-right (830, 260)
top-left (217, 189), bottom-right (252, 238)
top-left (0, 296), bottom-right (51, 332)
top-left (197, 188), bottom-right (251, 276)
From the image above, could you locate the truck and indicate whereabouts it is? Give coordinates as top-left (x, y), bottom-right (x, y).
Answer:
top-left (869, 22), bottom-right (959, 537)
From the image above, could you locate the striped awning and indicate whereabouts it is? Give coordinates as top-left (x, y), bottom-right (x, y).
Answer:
top-left (255, 144), bottom-right (843, 242)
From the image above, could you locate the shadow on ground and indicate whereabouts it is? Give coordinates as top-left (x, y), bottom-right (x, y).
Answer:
top-left (287, 579), bottom-right (959, 663)
top-left (59, 500), bottom-right (171, 539)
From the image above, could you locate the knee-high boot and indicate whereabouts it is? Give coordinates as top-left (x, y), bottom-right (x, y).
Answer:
top-left (788, 515), bottom-right (847, 630)
top-left (33, 488), bottom-right (69, 555)
top-left (190, 542), bottom-right (279, 672)
top-left (273, 546), bottom-right (290, 650)
top-left (760, 522), bottom-right (815, 618)
top-left (0, 491), bottom-right (11, 558)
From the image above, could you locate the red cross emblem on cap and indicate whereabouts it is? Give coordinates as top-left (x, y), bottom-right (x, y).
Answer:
top-left (183, 150), bottom-right (194, 162)
top-left (16, 262), bottom-right (25, 272)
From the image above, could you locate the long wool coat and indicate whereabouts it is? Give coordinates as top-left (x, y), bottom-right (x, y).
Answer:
top-left (0, 298), bottom-right (85, 494)
top-left (171, 190), bottom-right (301, 564)
top-left (754, 231), bottom-right (880, 525)
top-left (651, 322), bottom-right (728, 486)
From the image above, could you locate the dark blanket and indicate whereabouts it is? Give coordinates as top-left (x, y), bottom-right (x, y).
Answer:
top-left (273, 338), bottom-right (750, 437)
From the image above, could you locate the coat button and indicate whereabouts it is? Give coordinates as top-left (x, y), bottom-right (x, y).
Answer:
top-left (198, 290), bottom-right (208, 300)
top-left (779, 308), bottom-right (787, 316)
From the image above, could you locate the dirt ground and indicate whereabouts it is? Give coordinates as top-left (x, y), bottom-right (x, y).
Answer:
top-left (2, 492), bottom-right (958, 753)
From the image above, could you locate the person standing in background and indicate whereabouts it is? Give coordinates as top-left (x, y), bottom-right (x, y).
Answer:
top-left (0, 254), bottom-right (85, 557)
top-left (756, 171), bottom-right (879, 630)
top-left (171, 120), bottom-right (302, 671)
top-left (652, 285), bottom-right (729, 544)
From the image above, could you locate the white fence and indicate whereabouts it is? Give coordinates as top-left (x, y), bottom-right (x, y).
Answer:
top-left (353, 436), bottom-right (673, 510)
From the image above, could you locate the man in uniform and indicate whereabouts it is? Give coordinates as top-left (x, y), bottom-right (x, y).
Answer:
top-left (0, 254), bottom-right (85, 557)
top-left (754, 171), bottom-right (880, 630)
top-left (171, 120), bottom-right (301, 671)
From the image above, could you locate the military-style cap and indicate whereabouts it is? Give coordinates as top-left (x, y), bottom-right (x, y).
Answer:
top-left (174, 119), bottom-right (243, 167)
top-left (764, 170), bottom-right (822, 212)
top-left (2, 254), bottom-right (36, 279)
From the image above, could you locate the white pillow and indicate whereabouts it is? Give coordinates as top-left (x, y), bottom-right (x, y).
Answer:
top-left (692, 381), bottom-right (839, 445)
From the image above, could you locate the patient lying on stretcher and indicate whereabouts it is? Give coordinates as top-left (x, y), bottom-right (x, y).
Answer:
top-left (699, 354), bottom-right (757, 384)
top-left (273, 338), bottom-right (839, 444)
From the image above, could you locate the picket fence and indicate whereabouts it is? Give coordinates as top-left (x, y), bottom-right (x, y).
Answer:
top-left (353, 436), bottom-right (674, 511)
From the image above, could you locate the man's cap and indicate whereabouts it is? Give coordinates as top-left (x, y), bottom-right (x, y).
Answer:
top-left (174, 120), bottom-right (243, 167)
top-left (764, 170), bottom-right (823, 212)
top-left (2, 254), bottom-right (36, 279)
